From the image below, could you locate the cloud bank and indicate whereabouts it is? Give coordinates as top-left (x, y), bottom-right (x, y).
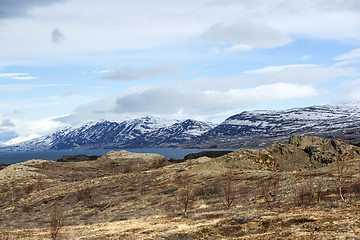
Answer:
top-left (1, 0), bottom-right (360, 57)
top-left (58, 80), bottom-right (319, 124)
top-left (202, 21), bottom-right (292, 48)
top-left (100, 65), bottom-right (176, 81)
top-left (0, 0), bottom-right (65, 19)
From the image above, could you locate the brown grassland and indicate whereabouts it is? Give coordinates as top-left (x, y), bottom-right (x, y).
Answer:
top-left (1, 139), bottom-right (360, 239)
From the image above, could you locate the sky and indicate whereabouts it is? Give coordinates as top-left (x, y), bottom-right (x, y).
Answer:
top-left (1, 0), bottom-right (360, 144)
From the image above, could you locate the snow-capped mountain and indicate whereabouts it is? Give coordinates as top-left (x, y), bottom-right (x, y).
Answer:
top-left (2, 103), bottom-right (360, 152)
top-left (195, 103), bottom-right (360, 148)
top-left (1, 117), bottom-right (216, 151)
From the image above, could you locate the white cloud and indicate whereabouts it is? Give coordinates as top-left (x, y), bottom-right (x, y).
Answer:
top-left (202, 21), bottom-right (292, 48)
top-left (0, 73), bottom-right (38, 80)
top-left (224, 44), bottom-right (254, 52)
top-left (0, 73), bottom-right (28, 78)
top-left (56, 58), bottom-right (360, 124)
top-left (0, 0), bottom-right (359, 59)
top-left (6, 116), bottom-right (66, 141)
top-left (334, 48), bottom-right (360, 60)
top-left (54, 90), bottom-right (81, 99)
top-left (301, 55), bottom-right (312, 60)
top-left (58, 79), bottom-right (318, 124)
top-left (12, 76), bottom-right (39, 80)
top-left (83, 70), bottom-right (111, 74)
top-left (332, 60), bottom-right (360, 69)
top-left (0, 84), bottom-right (72, 92)
top-left (1, 119), bottom-right (15, 127)
top-left (100, 64), bottom-right (176, 81)
top-left (242, 63), bottom-right (357, 84)
top-left (244, 64), bottom-right (317, 75)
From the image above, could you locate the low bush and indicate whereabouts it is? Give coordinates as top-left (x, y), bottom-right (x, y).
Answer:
top-left (151, 157), bottom-right (167, 169)
top-left (76, 188), bottom-right (92, 205)
top-left (22, 203), bottom-right (33, 213)
top-left (50, 202), bottom-right (63, 240)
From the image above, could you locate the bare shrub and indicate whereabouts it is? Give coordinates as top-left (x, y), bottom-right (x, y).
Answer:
top-left (186, 159), bottom-right (199, 167)
top-left (151, 157), bottom-right (167, 169)
top-left (23, 184), bottom-right (35, 194)
top-left (336, 151), bottom-right (349, 201)
top-left (176, 174), bottom-right (198, 217)
top-left (76, 188), bottom-right (92, 205)
top-left (258, 166), bottom-right (280, 209)
top-left (122, 164), bottom-right (133, 173)
top-left (22, 203), bottom-right (33, 213)
top-left (36, 177), bottom-right (45, 191)
top-left (69, 173), bottom-right (79, 182)
top-left (0, 232), bottom-right (10, 240)
top-left (173, 173), bottom-right (184, 185)
top-left (224, 170), bottom-right (236, 208)
top-left (237, 184), bottom-right (251, 201)
top-left (108, 161), bottom-right (118, 173)
top-left (23, 178), bottom-right (45, 194)
top-left (294, 182), bottom-right (314, 206)
top-left (182, 185), bottom-right (198, 217)
top-left (348, 182), bottom-right (360, 200)
top-left (196, 183), bottom-right (222, 200)
top-left (50, 202), bottom-right (63, 240)
top-left (315, 183), bottom-right (326, 203)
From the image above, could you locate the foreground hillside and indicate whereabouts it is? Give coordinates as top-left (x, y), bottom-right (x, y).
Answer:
top-left (1, 136), bottom-right (360, 239)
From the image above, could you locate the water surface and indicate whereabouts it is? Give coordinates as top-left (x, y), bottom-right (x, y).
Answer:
top-left (0, 148), bottom-right (236, 164)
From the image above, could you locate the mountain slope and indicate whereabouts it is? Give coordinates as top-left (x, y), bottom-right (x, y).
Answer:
top-left (195, 103), bottom-right (360, 148)
top-left (1, 117), bottom-right (215, 151)
top-left (2, 103), bottom-right (360, 151)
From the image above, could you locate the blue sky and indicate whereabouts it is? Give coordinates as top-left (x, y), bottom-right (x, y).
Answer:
top-left (1, 0), bottom-right (360, 144)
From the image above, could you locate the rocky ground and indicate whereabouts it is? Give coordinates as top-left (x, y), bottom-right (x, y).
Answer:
top-left (1, 136), bottom-right (360, 239)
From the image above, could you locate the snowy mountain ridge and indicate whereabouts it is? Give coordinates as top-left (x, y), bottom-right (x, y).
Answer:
top-left (195, 103), bottom-right (360, 148)
top-left (1, 116), bottom-right (216, 152)
top-left (2, 103), bottom-right (360, 151)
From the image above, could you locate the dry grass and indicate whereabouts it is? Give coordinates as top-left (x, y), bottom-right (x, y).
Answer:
top-left (1, 154), bottom-right (360, 239)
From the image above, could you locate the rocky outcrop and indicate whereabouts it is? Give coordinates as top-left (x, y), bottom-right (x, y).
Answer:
top-left (57, 154), bottom-right (101, 162)
top-left (0, 159), bottom-right (49, 181)
top-left (190, 135), bottom-right (360, 174)
top-left (97, 150), bottom-right (168, 172)
top-left (289, 135), bottom-right (360, 164)
top-left (257, 141), bottom-right (322, 171)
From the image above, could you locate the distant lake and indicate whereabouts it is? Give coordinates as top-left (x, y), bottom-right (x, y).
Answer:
top-left (0, 148), bottom-right (236, 164)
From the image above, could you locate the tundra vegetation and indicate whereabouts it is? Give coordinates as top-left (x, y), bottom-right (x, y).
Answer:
top-left (1, 136), bottom-right (360, 239)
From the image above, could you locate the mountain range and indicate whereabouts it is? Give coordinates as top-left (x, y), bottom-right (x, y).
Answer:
top-left (2, 103), bottom-right (360, 152)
